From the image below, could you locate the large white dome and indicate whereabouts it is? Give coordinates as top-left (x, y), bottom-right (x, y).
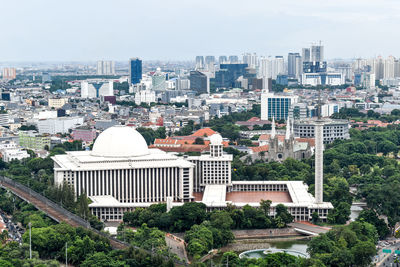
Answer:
top-left (91, 125), bottom-right (149, 157)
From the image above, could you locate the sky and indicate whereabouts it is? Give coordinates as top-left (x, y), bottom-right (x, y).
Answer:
top-left (1, 0), bottom-right (400, 61)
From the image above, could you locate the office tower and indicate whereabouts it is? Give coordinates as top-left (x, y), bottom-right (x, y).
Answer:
top-left (215, 63), bottom-right (248, 88)
top-left (129, 58), bottom-right (142, 85)
top-left (314, 120), bottom-right (324, 203)
top-left (195, 56), bottom-right (204, 70)
top-left (152, 68), bottom-right (166, 91)
top-left (384, 56), bottom-right (395, 79)
top-left (288, 53), bottom-right (301, 78)
top-left (189, 71), bottom-right (209, 94)
top-left (259, 57), bottom-right (272, 78)
top-left (260, 92), bottom-right (299, 120)
top-left (2, 68), bottom-right (16, 80)
top-left (219, 56), bottom-right (228, 64)
top-left (295, 55), bottom-right (302, 80)
top-left (243, 53), bottom-right (257, 68)
top-left (97, 60), bottom-right (116, 75)
top-left (81, 80), bottom-right (114, 98)
top-left (311, 44), bottom-right (324, 62)
top-left (272, 56), bottom-right (285, 79)
top-left (371, 57), bottom-right (384, 80)
top-left (205, 56), bottom-right (215, 73)
top-left (302, 48), bottom-right (310, 62)
top-left (228, 55), bottom-right (239, 63)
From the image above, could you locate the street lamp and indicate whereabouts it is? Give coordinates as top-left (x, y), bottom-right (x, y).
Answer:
top-left (29, 222), bottom-right (32, 259)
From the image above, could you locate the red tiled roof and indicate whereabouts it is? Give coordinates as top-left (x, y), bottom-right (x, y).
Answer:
top-left (259, 134), bottom-right (285, 142)
top-left (251, 145), bottom-right (269, 153)
top-left (296, 138), bottom-right (315, 147)
top-left (247, 117), bottom-right (261, 122)
top-left (191, 128), bottom-right (216, 137)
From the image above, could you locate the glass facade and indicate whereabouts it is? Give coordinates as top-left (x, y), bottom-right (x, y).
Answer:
top-left (129, 58), bottom-right (142, 85)
top-left (267, 97), bottom-right (291, 120)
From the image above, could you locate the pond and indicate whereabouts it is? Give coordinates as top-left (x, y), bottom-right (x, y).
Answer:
top-left (239, 239), bottom-right (309, 259)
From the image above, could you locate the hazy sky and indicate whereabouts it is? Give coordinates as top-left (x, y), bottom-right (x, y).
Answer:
top-left (1, 0), bottom-right (399, 61)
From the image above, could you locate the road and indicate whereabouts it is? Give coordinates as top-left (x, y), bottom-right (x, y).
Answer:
top-left (0, 211), bottom-right (22, 243)
top-left (376, 242), bottom-right (400, 266)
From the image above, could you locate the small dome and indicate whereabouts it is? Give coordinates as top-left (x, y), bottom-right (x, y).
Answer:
top-left (91, 126), bottom-right (149, 157)
top-left (209, 134), bottom-right (223, 145)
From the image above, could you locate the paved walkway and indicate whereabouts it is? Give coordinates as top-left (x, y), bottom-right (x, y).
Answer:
top-left (165, 233), bottom-right (189, 264)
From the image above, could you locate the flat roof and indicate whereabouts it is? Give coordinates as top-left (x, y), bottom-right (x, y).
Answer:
top-left (226, 191), bottom-right (292, 203)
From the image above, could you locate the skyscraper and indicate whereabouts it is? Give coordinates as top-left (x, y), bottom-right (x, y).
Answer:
top-left (218, 56), bottom-right (228, 64)
top-left (2, 68), bottom-right (16, 80)
top-left (302, 48), bottom-right (310, 62)
top-left (311, 45), bottom-right (324, 62)
top-left (195, 56), bottom-right (204, 70)
top-left (129, 58), bottom-right (142, 85)
top-left (205, 56), bottom-right (215, 73)
top-left (228, 55), bottom-right (238, 63)
top-left (272, 56), bottom-right (285, 79)
top-left (189, 71), bottom-right (209, 94)
top-left (97, 60), bottom-right (115, 75)
top-left (288, 53), bottom-right (300, 78)
top-left (243, 53), bottom-right (257, 68)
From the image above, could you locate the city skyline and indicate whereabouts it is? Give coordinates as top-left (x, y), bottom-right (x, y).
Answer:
top-left (1, 0), bottom-right (400, 61)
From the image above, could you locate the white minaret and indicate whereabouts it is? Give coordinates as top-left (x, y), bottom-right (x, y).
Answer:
top-left (285, 117), bottom-right (291, 140)
top-left (271, 117), bottom-right (276, 139)
top-left (315, 90), bottom-right (324, 204)
top-left (314, 121), bottom-right (324, 203)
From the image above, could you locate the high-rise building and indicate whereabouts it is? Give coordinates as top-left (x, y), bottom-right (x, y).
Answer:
top-left (302, 48), bottom-right (310, 62)
top-left (215, 63), bottom-right (248, 88)
top-left (189, 71), bottom-right (209, 94)
top-left (205, 56), bottom-right (215, 74)
top-left (97, 60), bottom-right (115, 75)
top-left (288, 53), bottom-right (301, 78)
top-left (260, 92), bottom-right (299, 120)
top-left (2, 68), bottom-right (16, 80)
top-left (311, 44), bottom-right (324, 62)
top-left (243, 53), bottom-right (257, 68)
top-left (218, 56), bottom-right (228, 64)
top-left (195, 56), bottom-right (204, 70)
top-left (272, 56), bottom-right (285, 79)
top-left (81, 80), bottom-right (114, 98)
top-left (259, 57), bottom-right (272, 78)
top-left (129, 58), bottom-right (142, 85)
top-left (151, 68), bottom-right (166, 91)
top-left (228, 55), bottom-right (239, 63)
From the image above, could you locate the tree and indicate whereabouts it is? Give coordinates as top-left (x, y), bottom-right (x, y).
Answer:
top-left (260, 199), bottom-right (272, 217)
top-left (77, 192), bottom-right (90, 220)
top-left (275, 204), bottom-right (293, 226)
top-left (312, 212), bottom-right (320, 225)
top-left (220, 251), bottom-right (240, 266)
top-left (194, 137), bottom-right (205, 145)
top-left (81, 252), bottom-right (125, 267)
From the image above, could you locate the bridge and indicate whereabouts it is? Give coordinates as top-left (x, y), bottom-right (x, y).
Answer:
top-left (0, 176), bottom-right (188, 265)
top-left (289, 221), bottom-right (331, 236)
top-left (0, 176), bottom-right (128, 249)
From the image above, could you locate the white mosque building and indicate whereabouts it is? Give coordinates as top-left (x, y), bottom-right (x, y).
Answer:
top-left (52, 125), bottom-right (332, 222)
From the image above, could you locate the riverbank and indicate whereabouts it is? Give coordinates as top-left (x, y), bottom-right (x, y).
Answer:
top-left (220, 236), bottom-right (311, 253)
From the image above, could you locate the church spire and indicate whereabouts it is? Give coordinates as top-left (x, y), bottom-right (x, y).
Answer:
top-left (285, 117), bottom-right (291, 140)
top-left (271, 117), bottom-right (276, 139)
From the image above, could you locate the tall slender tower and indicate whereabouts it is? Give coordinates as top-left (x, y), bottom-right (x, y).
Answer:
top-left (314, 90), bottom-right (324, 203)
